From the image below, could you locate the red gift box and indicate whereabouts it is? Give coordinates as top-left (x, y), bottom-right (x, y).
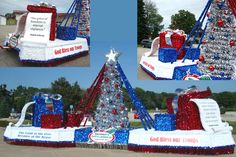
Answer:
top-left (65, 113), bottom-right (83, 127)
top-left (41, 114), bottom-right (62, 129)
top-left (166, 97), bottom-right (174, 114)
top-left (27, 5), bottom-right (57, 41)
top-left (159, 31), bottom-right (186, 59)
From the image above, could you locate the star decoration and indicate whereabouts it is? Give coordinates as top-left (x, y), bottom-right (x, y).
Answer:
top-left (106, 49), bottom-right (120, 63)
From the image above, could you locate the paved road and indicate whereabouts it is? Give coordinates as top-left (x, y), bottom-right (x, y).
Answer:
top-left (137, 47), bottom-right (154, 80)
top-left (0, 25), bottom-right (90, 67)
top-left (0, 127), bottom-right (235, 157)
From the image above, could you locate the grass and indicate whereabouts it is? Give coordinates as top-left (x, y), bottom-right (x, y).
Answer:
top-left (0, 119), bottom-right (32, 127)
top-left (228, 121), bottom-right (236, 134)
top-left (0, 120), bottom-right (9, 127)
top-left (130, 121), bottom-right (142, 128)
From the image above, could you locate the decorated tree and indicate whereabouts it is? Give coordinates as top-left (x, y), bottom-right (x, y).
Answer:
top-left (77, 0), bottom-right (90, 38)
top-left (198, 0), bottom-right (236, 79)
top-left (95, 50), bottom-right (129, 130)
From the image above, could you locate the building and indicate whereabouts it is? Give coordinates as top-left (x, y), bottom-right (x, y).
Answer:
top-left (0, 15), bottom-right (6, 25)
top-left (13, 10), bottom-right (28, 23)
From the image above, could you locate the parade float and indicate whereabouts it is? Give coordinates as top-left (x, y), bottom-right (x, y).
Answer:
top-left (140, 0), bottom-right (236, 80)
top-left (4, 49), bottom-right (235, 154)
top-left (1, 0), bottom-right (90, 66)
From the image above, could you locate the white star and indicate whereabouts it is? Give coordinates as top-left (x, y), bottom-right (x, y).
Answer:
top-left (106, 49), bottom-right (119, 63)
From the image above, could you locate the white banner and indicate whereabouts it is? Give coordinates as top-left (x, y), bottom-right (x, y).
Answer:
top-left (190, 99), bottom-right (227, 132)
top-left (129, 129), bottom-right (235, 147)
top-left (24, 13), bottom-right (52, 42)
top-left (4, 126), bottom-right (76, 142)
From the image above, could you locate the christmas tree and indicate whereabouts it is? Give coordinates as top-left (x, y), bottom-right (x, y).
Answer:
top-left (198, 0), bottom-right (236, 79)
top-left (77, 0), bottom-right (90, 38)
top-left (95, 50), bottom-right (129, 130)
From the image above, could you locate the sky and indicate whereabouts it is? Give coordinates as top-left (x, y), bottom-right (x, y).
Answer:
top-left (154, 0), bottom-right (208, 28)
top-left (0, 0), bottom-right (236, 93)
top-left (0, 0), bottom-right (72, 15)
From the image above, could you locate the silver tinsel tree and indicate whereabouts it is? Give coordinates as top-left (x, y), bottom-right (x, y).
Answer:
top-left (198, 0), bottom-right (236, 79)
top-left (78, 0), bottom-right (90, 37)
top-left (95, 50), bottom-right (129, 130)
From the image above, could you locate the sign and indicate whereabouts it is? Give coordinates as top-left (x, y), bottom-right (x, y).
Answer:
top-left (190, 99), bottom-right (223, 132)
top-left (88, 130), bottom-right (115, 144)
top-left (53, 45), bottom-right (83, 56)
top-left (142, 61), bottom-right (155, 71)
top-left (4, 126), bottom-right (76, 142)
top-left (9, 35), bottom-right (18, 48)
top-left (24, 13), bottom-right (52, 41)
top-left (129, 129), bottom-right (235, 147)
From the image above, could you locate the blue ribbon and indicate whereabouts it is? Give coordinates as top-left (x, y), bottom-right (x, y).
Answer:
top-left (117, 62), bottom-right (154, 130)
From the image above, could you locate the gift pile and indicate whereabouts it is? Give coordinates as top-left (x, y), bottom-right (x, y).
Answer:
top-left (158, 29), bottom-right (201, 63)
top-left (159, 29), bottom-right (186, 62)
top-left (32, 93), bottom-right (64, 128)
top-left (154, 114), bottom-right (176, 131)
top-left (166, 87), bottom-right (212, 130)
top-left (27, 2), bottom-right (57, 41)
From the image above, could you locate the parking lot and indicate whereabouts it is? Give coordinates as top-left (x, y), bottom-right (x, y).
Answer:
top-left (137, 47), bottom-right (154, 80)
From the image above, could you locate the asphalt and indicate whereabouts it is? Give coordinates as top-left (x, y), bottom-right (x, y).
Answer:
top-left (0, 25), bottom-right (90, 67)
top-left (137, 47), bottom-right (154, 80)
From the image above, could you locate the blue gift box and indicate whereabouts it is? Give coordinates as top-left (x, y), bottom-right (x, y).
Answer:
top-left (154, 114), bottom-right (176, 131)
top-left (56, 26), bottom-right (77, 40)
top-left (158, 48), bottom-right (177, 63)
top-left (185, 48), bottom-right (200, 61)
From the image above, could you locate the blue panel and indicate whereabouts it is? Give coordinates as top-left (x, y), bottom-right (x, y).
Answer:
top-left (74, 128), bottom-right (92, 143)
top-left (74, 128), bottom-right (129, 144)
top-left (56, 26), bottom-right (77, 40)
top-left (173, 64), bottom-right (201, 80)
top-left (185, 48), bottom-right (200, 61)
top-left (158, 48), bottom-right (177, 63)
top-left (154, 114), bottom-right (176, 131)
top-left (113, 129), bottom-right (129, 144)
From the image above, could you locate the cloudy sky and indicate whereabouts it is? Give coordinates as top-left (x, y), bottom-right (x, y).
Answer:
top-left (154, 0), bottom-right (208, 27)
top-left (0, 0), bottom-right (73, 15)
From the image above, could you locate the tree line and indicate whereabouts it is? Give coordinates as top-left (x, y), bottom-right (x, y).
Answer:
top-left (0, 77), bottom-right (236, 118)
top-left (138, 0), bottom-right (197, 44)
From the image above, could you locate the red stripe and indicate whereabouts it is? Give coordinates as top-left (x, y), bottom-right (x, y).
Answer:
top-left (228, 0), bottom-right (236, 18)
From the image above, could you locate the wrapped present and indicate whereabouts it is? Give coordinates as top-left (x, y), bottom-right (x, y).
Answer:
top-left (159, 30), bottom-right (186, 59)
top-left (27, 4), bottom-right (57, 41)
top-left (154, 114), bottom-right (176, 131)
top-left (176, 102), bottom-right (203, 130)
top-left (65, 113), bottom-right (83, 127)
top-left (56, 26), bottom-right (77, 41)
top-left (166, 98), bottom-right (174, 114)
top-left (32, 94), bottom-right (64, 127)
top-left (158, 48), bottom-right (177, 63)
top-left (185, 48), bottom-right (200, 61)
top-left (41, 114), bottom-right (62, 129)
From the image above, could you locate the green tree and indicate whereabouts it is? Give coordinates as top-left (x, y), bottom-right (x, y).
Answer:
top-left (144, 0), bottom-right (164, 39)
top-left (51, 77), bottom-right (82, 111)
top-left (169, 10), bottom-right (196, 34)
top-left (138, 0), bottom-right (149, 43)
top-left (0, 84), bottom-right (11, 118)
